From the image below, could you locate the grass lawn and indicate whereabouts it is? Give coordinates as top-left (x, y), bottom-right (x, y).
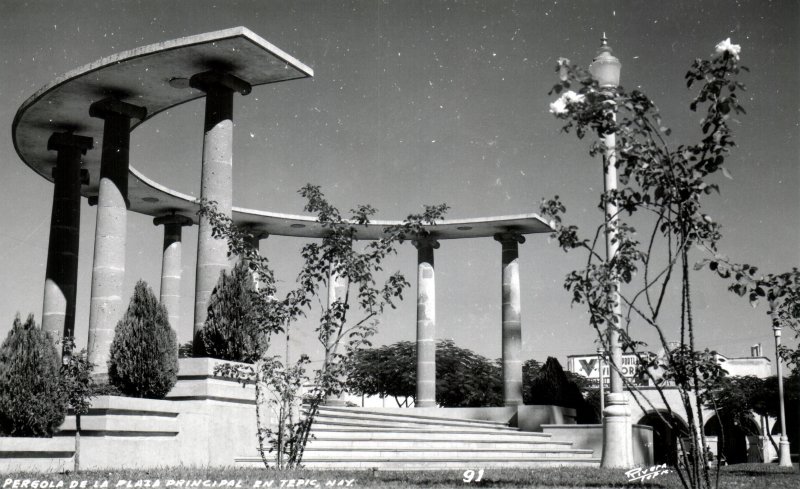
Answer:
top-left (3, 464), bottom-right (798, 488)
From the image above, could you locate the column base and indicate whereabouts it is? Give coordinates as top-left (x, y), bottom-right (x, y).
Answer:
top-left (601, 392), bottom-right (633, 468)
top-left (415, 400), bottom-right (436, 408)
top-left (778, 437), bottom-right (793, 467)
top-left (91, 372), bottom-right (110, 386)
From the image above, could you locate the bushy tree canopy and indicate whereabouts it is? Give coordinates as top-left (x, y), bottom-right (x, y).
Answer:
top-left (108, 280), bottom-right (178, 398)
top-left (348, 341), bottom-right (415, 405)
top-left (348, 340), bottom-right (503, 407)
top-left (0, 314), bottom-right (66, 436)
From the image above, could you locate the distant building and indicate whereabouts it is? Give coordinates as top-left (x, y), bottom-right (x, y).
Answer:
top-left (567, 343), bottom-right (779, 465)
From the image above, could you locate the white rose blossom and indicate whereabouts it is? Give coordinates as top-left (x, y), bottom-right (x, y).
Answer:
top-left (715, 38), bottom-right (741, 60)
top-left (549, 90), bottom-right (586, 115)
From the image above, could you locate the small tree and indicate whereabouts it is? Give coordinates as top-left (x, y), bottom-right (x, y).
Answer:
top-left (59, 337), bottom-right (96, 472)
top-left (108, 280), bottom-right (178, 398)
top-left (200, 261), bottom-right (266, 363)
top-left (0, 314), bottom-right (66, 437)
top-left (203, 186), bottom-right (448, 469)
top-left (542, 38), bottom-right (746, 488)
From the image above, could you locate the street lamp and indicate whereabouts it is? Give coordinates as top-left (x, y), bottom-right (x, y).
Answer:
top-left (589, 34), bottom-right (621, 88)
top-left (772, 324), bottom-right (793, 467)
top-left (590, 34), bottom-right (633, 469)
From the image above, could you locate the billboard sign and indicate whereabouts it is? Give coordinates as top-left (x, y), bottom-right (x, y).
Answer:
top-left (568, 353), bottom-right (644, 386)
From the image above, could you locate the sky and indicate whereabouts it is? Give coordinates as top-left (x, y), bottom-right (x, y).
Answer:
top-left (0, 0), bottom-right (797, 370)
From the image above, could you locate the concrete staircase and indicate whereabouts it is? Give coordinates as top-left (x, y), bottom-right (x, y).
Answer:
top-left (236, 405), bottom-right (600, 469)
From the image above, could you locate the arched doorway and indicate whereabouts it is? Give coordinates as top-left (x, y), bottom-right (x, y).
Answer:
top-left (638, 411), bottom-right (689, 466)
top-left (705, 414), bottom-right (759, 464)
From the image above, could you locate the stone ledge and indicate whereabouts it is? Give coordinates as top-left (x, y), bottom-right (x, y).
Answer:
top-left (0, 437), bottom-right (74, 473)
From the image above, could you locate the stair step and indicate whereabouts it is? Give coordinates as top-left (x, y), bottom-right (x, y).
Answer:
top-left (309, 418), bottom-right (517, 432)
top-left (236, 457), bottom-right (601, 469)
top-left (309, 429), bottom-right (553, 442)
top-left (241, 406), bottom-right (599, 470)
top-left (306, 439), bottom-right (572, 450)
top-left (302, 448), bottom-right (595, 458)
top-left (311, 406), bottom-right (511, 429)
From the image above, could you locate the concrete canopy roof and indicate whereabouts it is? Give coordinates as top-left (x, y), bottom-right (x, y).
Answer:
top-left (13, 27), bottom-right (552, 241)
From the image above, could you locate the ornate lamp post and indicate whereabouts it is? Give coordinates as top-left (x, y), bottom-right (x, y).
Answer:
top-left (590, 35), bottom-right (633, 468)
top-left (597, 347), bottom-right (605, 421)
top-left (772, 323), bottom-right (793, 467)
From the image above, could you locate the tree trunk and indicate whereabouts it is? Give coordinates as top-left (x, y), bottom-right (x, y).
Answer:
top-left (74, 414), bottom-right (81, 472)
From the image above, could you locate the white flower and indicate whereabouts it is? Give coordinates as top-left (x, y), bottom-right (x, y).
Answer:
top-left (549, 97), bottom-right (568, 115)
top-left (557, 57), bottom-right (571, 81)
top-left (549, 90), bottom-right (586, 115)
top-left (715, 38), bottom-right (741, 60)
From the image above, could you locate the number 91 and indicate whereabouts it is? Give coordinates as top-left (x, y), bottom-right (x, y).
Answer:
top-left (463, 469), bottom-right (484, 483)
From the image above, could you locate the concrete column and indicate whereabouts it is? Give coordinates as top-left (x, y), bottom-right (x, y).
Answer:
top-left (494, 232), bottom-right (525, 407)
top-left (42, 132), bottom-right (93, 351)
top-left (153, 214), bottom-right (193, 334)
top-left (87, 98), bottom-right (146, 374)
top-left (324, 266), bottom-right (349, 406)
top-left (241, 225), bottom-right (269, 290)
top-left (413, 238), bottom-right (439, 408)
top-left (190, 71), bottom-right (252, 355)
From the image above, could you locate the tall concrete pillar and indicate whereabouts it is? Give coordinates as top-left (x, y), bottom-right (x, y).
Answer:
top-left (153, 214), bottom-right (193, 334)
top-left (494, 232), bottom-right (525, 406)
top-left (87, 97), bottom-right (146, 374)
top-left (324, 266), bottom-right (349, 406)
top-left (241, 225), bottom-right (269, 290)
top-left (42, 132), bottom-right (93, 351)
top-left (413, 238), bottom-right (439, 408)
top-left (190, 71), bottom-right (252, 355)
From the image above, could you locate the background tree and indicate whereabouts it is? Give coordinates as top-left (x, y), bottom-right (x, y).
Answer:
top-left (203, 186), bottom-right (447, 469)
top-left (199, 260), bottom-right (266, 363)
top-left (347, 340), bottom-right (502, 407)
top-left (108, 280), bottom-right (178, 399)
top-left (349, 341), bottom-right (602, 413)
top-left (0, 314), bottom-right (66, 437)
top-left (541, 39), bottom-right (746, 489)
top-left (59, 337), bottom-right (96, 472)
top-left (436, 339), bottom-right (502, 407)
top-left (348, 341), bottom-right (416, 406)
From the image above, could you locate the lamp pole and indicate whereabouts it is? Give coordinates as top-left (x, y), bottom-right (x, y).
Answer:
top-left (772, 323), bottom-right (793, 467)
top-left (597, 347), bottom-right (605, 421)
top-left (590, 34), bottom-right (633, 468)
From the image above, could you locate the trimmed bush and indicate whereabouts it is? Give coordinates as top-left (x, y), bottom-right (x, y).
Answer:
top-left (108, 280), bottom-right (178, 398)
top-left (200, 261), bottom-right (266, 362)
top-left (0, 314), bottom-right (67, 436)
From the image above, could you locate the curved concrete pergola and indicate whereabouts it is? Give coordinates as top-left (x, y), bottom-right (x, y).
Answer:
top-left (13, 27), bottom-right (551, 406)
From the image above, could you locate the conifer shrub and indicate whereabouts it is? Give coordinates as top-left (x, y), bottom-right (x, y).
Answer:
top-left (199, 261), bottom-right (266, 363)
top-left (525, 356), bottom-right (585, 408)
top-left (0, 314), bottom-right (67, 436)
top-left (108, 280), bottom-right (178, 398)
